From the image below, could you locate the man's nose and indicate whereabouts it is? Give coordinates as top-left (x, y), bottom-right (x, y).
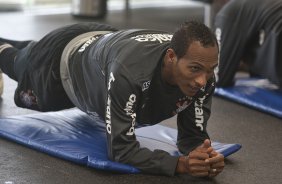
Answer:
top-left (195, 74), bottom-right (207, 87)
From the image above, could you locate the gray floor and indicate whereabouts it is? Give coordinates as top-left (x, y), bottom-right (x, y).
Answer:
top-left (0, 2), bottom-right (282, 184)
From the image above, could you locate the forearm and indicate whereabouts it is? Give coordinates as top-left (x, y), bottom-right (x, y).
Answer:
top-left (177, 85), bottom-right (213, 154)
top-left (110, 144), bottom-right (179, 176)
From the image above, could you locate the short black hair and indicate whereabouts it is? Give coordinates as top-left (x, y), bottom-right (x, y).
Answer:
top-left (170, 21), bottom-right (218, 58)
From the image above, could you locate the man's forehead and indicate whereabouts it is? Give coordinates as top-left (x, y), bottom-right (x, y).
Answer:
top-left (185, 43), bottom-right (218, 63)
top-left (189, 59), bottom-right (218, 68)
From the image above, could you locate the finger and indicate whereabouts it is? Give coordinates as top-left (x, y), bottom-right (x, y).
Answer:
top-left (189, 165), bottom-right (211, 173)
top-left (189, 151), bottom-right (210, 160)
top-left (191, 171), bottom-right (210, 177)
top-left (210, 167), bottom-right (224, 175)
top-left (210, 150), bottom-right (218, 157)
top-left (208, 167), bottom-right (223, 177)
top-left (184, 157), bottom-right (210, 177)
top-left (196, 146), bottom-right (214, 154)
top-left (211, 161), bottom-right (225, 169)
top-left (193, 140), bottom-right (213, 155)
top-left (206, 153), bottom-right (224, 164)
top-left (208, 172), bottom-right (218, 178)
top-left (202, 139), bottom-right (211, 148)
top-left (189, 158), bottom-right (210, 167)
top-left (206, 147), bottom-right (214, 155)
top-left (210, 161), bottom-right (225, 176)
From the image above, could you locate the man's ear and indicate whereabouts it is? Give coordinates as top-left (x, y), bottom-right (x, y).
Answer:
top-left (166, 48), bottom-right (177, 63)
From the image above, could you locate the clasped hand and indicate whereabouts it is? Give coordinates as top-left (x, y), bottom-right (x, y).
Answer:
top-left (176, 139), bottom-right (225, 177)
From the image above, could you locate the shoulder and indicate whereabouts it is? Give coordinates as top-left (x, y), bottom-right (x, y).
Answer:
top-left (107, 30), bottom-right (171, 81)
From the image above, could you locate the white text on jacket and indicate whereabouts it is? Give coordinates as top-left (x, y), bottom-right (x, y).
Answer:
top-left (124, 94), bottom-right (137, 136)
top-left (195, 96), bottom-right (206, 131)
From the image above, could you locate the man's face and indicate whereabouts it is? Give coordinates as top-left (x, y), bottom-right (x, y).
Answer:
top-left (172, 41), bottom-right (218, 97)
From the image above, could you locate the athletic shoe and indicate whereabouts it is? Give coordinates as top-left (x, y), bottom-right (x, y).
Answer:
top-left (0, 70), bottom-right (3, 96)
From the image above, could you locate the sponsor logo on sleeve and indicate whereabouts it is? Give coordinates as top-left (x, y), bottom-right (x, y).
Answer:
top-left (78, 35), bottom-right (100, 53)
top-left (124, 94), bottom-right (137, 136)
top-left (105, 96), bottom-right (112, 134)
top-left (259, 29), bottom-right (265, 45)
top-left (142, 81), bottom-right (151, 91)
top-left (131, 34), bottom-right (173, 43)
top-left (108, 72), bottom-right (115, 90)
top-left (194, 96), bottom-right (206, 131)
top-left (105, 72), bottom-right (115, 134)
top-left (215, 28), bottom-right (222, 82)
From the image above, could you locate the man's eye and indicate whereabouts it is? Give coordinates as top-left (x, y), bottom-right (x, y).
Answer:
top-left (190, 66), bottom-right (200, 72)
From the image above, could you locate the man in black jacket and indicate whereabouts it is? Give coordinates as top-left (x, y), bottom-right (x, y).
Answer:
top-left (214, 0), bottom-right (282, 87)
top-left (0, 21), bottom-right (224, 177)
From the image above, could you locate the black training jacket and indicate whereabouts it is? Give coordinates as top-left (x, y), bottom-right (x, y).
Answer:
top-left (62, 29), bottom-right (215, 176)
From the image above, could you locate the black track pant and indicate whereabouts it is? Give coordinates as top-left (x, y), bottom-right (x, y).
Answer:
top-left (214, 0), bottom-right (282, 87)
top-left (0, 22), bottom-right (117, 111)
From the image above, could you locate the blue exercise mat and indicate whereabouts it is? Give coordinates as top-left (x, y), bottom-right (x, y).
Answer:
top-left (0, 108), bottom-right (241, 174)
top-left (215, 78), bottom-right (282, 119)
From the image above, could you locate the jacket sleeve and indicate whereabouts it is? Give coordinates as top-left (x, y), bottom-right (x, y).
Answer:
top-left (106, 63), bottom-right (178, 176)
top-left (176, 80), bottom-right (215, 155)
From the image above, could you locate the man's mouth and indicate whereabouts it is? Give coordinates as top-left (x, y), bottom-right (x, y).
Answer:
top-left (190, 85), bottom-right (200, 92)
top-left (187, 85), bottom-right (200, 96)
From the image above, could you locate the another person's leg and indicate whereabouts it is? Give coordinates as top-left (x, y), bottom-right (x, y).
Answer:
top-left (214, 0), bottom-right (260, 87)
top-left (0, 38), bottom-right (32, 49)
top-left (0, 39), bottom-right (36, 98)
top-left (0, 42), bottom-right (22, 81)
top-left (0, 38), bottom-right (32, 96)
top-left (241, 0), bottom-right (282, 88)
top-left (0, 42), bottom-right (20, 97)
top-left (0, 71), bottom-right (2, 96)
